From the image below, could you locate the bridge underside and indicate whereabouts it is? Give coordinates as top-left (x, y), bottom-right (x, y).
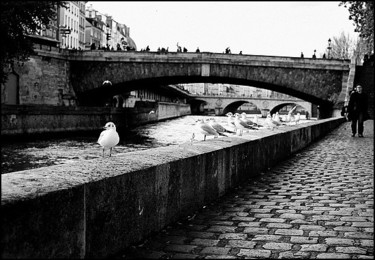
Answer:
top-left (76, 76), bottom-right (332, 105)
top-left (76, 79), bottom-right (193, 106)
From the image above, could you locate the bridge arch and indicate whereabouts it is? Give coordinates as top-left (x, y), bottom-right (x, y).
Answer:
top-left (193, 95), bottom-right (312, 116)
top-left (222, 101), bottom-right (250, 115)
top-left (270, 102), bottom-right (309, 115)
top-left (188, 99), bottom-right (207, 114)
top-left (33, 50), bottom-right (351, 118)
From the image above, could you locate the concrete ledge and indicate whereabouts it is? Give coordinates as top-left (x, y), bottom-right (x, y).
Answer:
top-left (1, 117), bottom-right (345, 258)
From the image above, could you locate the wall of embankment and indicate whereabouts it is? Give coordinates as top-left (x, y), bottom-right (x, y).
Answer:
top-left (0, 102), bottom-right (191, 137)
top-left (1, 117), bottom-right (345, 258)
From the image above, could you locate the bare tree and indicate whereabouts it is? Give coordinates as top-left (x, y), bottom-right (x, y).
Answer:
top-left (330, 32), bottom-right (354, 59)
top-left (329, 31), bottom-right (367, 63)
top-left (353, 37), bottom-right (369, 64)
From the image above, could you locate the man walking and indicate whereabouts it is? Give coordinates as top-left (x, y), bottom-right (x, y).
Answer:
top-left (348, 85), bottom-right (369, 137)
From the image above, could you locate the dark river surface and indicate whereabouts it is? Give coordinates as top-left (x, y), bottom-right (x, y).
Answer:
top-left (1, 115), bottom-right (308, 174)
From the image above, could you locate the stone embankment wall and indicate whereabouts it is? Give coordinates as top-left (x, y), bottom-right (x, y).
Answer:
top-left (0, 103), bottom-right (191, 137)
top-left (1, 117), bottom-right (344, 258)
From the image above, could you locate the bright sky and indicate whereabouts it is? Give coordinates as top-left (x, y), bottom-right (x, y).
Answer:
top-left (87, 1), bottom-right (358, 57)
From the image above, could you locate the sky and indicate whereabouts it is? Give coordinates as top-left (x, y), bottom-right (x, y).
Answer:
top-left (87, 1), bottom-right (359, 57)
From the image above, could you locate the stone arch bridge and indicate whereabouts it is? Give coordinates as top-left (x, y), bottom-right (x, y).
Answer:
top-left (189, 95), bottom-right (312, 116)
top-left (38, 50), bottom-right (352, 118)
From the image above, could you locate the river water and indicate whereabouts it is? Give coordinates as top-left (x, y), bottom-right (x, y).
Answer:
top-left (1, 115), bottom-right (308, 174)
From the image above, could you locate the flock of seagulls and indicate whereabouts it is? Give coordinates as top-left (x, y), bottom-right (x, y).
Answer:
top-left (97, 106), bottom-right (304, 156)
top-left (192, 105), bottom-right (302, 141)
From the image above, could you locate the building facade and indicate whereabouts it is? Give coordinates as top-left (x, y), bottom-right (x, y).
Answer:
top-left (85, 16), bottom-right (106, 50)
top-left (58, 1), bottom-right (84, 49)
top-left (85, 4), bottom-right (136, 51)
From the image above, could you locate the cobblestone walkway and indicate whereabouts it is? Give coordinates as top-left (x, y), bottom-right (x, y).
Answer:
top-left (114, 120), bottom-right (374, 259)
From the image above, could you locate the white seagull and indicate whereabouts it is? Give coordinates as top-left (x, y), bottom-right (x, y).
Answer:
top-left (194, 119), bottom-right (223, 141)
top-left (208, 118), bottom-right (235, 135)
top-left (97, 122), bottom-right (120, 157)
top-left (294, 112), bottom-right (301, 125)
top-left (234, 113), bottom-right (258, 136)
top-left (286, 105), bottom-right (297, 123)
top-left (273, 112), bottom-right (284, 123)
top-left (241, 112), bottom-right (262, 127)
top-left (225, 112), bottom-right (237, 131)
top-left (264, 112), bottom-right (283, 130)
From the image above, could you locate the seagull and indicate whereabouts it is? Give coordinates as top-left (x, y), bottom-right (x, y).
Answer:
top-left (240, 112), bottom-right (256, 125)
top-left (236, 113), bottom-right (259, 129)
top-left (225, 112), bottom-right (237, 131)
top-left (286, 105), bottom-right (297, 123)
top-left (241, 112), bottom-right (262, 127)
top-left (97, 122), bottom-right (120, 157)
top-left (194, 119), bottom-right (224, 141)
top-left (208, 118), bottom-right (235, 135)
top-left (273, 112), bottom-right (284, 123)
top-left (234, 113), bottom-right (258, 136)
top-left (253, 114), bottom-right (260, 126)
top-left (271, 113), bottom-right (280, 123)
top-left (264, 112), bottom-right (284, 130)
top-left (294, 112), bottom-right (301, 125)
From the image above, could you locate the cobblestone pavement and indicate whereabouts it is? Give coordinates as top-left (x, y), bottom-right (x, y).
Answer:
top-left (114, 120), bottom-right (374, 259)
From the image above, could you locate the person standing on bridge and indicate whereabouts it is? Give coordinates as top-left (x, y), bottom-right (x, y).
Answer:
top-left (347, 85), bottom-right (369, 137)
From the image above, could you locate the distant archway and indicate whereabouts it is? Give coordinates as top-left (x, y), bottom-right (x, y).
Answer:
top-left (270, 103), bottom-right (308, 116)
top-left (188, 99), bottom-right (207, 114)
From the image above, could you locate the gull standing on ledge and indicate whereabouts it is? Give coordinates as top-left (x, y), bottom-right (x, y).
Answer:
top-left (265, 112), bottom-right (283, 130)
top-left (225, 112), bottom-right (237, 132)
top-left (240, 112), bottom-right (262, 127)
top-left (294, 112), bottom-right (301, 125)
top-left (234, 113), bottom-right (258, 136)
top-left (286, 105), bottom-right (297, 123)
top-left (208, 118), bottom-right (235, 135)
top-left (97, 122), bottom-right (120, 157)
top-left (194, 119), bottom-right (223, 141)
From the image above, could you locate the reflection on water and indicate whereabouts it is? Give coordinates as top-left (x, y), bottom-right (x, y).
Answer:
top-left (1, 115), bottom-right (309, 174)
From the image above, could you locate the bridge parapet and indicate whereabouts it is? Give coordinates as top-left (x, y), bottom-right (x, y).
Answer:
top-left (52, 50), bottom-right (350, 71)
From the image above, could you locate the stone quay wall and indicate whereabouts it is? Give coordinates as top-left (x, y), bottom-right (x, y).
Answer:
top-left (1, 117), bottom-right (344, 258)
top-left (0, 103), bottom-right (191, 137)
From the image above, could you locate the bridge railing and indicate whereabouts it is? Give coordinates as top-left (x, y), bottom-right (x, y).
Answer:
top-left (36, 48), bottom-right (350, 69)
